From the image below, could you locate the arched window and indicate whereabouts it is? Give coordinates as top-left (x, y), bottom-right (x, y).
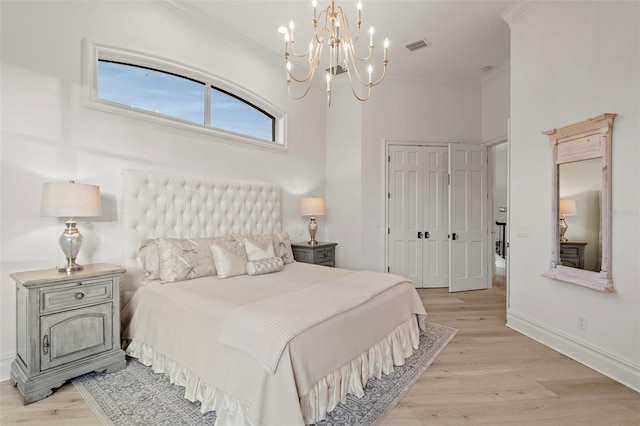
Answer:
top-left (85, 41), bottom-right (286, 149)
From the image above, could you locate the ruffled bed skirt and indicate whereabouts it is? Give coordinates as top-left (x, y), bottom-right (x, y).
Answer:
top-left (125, 316), bottom-right (421, 425)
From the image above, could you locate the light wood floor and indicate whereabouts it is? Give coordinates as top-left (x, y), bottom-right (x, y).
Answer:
top-left (2, 284), bottom-right (639, 425)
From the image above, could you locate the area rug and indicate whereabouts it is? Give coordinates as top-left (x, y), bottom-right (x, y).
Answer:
top-left (72, 322), bottom-right (457, 426)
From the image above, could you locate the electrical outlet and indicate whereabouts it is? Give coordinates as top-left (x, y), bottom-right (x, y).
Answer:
top-left (578, 315), bottom-right (588, 331)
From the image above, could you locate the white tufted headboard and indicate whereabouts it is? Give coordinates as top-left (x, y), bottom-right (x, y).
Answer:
top-left (120, 170), bottom-right (282, 300)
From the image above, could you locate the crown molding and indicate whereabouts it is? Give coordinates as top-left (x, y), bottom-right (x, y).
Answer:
top-left (145, 0), bottom-right (282, 68)
top-left (501, 0), bottom-right (537, 25)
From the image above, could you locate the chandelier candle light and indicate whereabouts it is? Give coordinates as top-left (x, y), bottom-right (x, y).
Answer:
top-left (40, 180), bottom-right (102, 272)
top-left (280, 0), bottom-right (389, 106)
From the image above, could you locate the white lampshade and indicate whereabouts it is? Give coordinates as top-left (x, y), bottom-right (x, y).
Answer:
top-left (41, 181), bottom-right (102, 218)
top-left (559, 199), bottom-right (577, 217)
top-left (301, 197), bottom-right (326, 216)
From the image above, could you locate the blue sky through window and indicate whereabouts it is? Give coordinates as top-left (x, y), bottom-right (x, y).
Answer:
top-left (98, 61), bottom-right (205, 124)
top-left (210, 88), bottom-right (273, 141)
top-left (98, 61), bottom-right (275, 142)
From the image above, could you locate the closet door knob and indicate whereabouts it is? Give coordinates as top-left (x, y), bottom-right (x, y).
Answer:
top-left (417, 232), bottom-right (423, 239)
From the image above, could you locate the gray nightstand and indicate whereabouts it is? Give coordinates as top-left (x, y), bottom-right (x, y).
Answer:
top-left (291, 241), bottom-right (337, 267)
top-left (10, 263), bottom-right (126, 404)
top-left (560, 241), bottom-right (588, 269)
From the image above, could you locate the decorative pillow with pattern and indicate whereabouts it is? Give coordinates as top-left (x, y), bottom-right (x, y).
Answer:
top-left (271, 232), bottom-right (295, 264)
top-left (210, 240), bottom-right (249, 279)
top-left (234, 234), bottom-right (276, 261)
top-left (153, 235), bottom-right (236, 283)
top-left (139, 239), bottom-right (160, 285)
top-left (157, 238), bottom-right (216, 283)
top-left (246, 257), bottom-right (284, 276)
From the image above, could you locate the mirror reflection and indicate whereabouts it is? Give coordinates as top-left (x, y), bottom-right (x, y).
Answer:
top-left (558, 158), bottom-right (602, 272)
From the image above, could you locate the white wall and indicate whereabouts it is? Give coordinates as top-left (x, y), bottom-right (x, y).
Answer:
top-left (356, 78), bottom-right (482, 272)
top-left (506, 1), bottom-right (640, 390)
top-left (0, 1), bottom-right (327, 380)
top-left (481, 62), bottom-right (510, 143)
top-left (324, 79), bottom-right (363, 269)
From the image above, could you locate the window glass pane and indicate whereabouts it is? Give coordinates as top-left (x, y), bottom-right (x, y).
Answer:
top-left (210, 87), bottom-right (274, 141)
top-left (98, 60), bottom-right (205, 124)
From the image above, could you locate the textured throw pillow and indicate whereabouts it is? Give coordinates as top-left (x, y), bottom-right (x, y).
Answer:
top-left (271, 232), bottom-right (295, 264)
top-left (235, 234), bottom-right (276, 261)
top-left (139, 239), bottom-right (160, 285)
top-left (210, 240), bottom-right (249, 279)
top-left (157, 238), bottom-right (218, 283)
top-left (246, 257), bottom-right (284, 276)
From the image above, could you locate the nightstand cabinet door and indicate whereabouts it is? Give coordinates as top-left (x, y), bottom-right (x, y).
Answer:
top-left (40, 302), bottom-right (113, 370)
top-left (10, 264), bottom-right (126, 405)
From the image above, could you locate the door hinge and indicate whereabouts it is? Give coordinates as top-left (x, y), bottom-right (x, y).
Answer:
top-left (447, 173), bottom-right (451, 185)
top-left (387, 266), bottom-right (390, 273)
top-left (388, 192), bottom-right (391, 199)
top-left (388, 155), bottom-right (391, 162)
top-left (388, 227), bottom-right (390, 234)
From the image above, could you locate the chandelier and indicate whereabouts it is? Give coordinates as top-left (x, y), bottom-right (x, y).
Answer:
top-left (279, 0), bottom-right (389, 106)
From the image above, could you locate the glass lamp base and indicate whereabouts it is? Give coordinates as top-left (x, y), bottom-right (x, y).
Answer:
top-left (58, 219), bottom-right (84, 272)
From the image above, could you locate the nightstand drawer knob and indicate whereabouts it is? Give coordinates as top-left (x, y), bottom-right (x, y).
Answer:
top-left (75, 292), bottom-right (85, 300)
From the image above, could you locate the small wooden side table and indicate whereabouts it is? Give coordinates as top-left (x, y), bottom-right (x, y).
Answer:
top-left (10, 263), bottom-right (126, 404)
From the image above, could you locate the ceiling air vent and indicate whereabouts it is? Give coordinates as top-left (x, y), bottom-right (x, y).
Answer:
top-left (405, 38), bottom-right (430, 52)
top-left (325, 64), bottom-right (347, 76)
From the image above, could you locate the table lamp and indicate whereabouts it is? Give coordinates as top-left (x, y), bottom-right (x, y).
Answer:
top-left (301, 197), bottom-right (325, 245)
top-left (559, 199), bottom-right (577, 242)
top-left (41, 180), bottom-right (102, 272)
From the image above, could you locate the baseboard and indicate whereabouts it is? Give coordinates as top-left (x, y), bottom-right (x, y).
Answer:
top-left (1, 352), bottom-right (15, 382)
top-left (507, 311), bottom-right (640, 392)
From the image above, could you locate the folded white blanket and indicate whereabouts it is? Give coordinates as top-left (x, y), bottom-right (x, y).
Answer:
top-left (218, 270), bottom-right (411, 374)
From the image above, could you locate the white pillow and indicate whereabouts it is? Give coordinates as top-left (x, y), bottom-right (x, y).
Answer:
top-left (246, 257), bottom-right (284, 276)
top-left (210, 240), bottom-right (248, 279)
top-left (139, 239), bottom-right (160, 285)
top-left (139, 236), bottom-right (236, 284)
top-left (235, 234), bottom-right (276, 261)
top-left (157, 238), bottom-right (217, 283)
top-left (271, 232), bottom-right (295, 264)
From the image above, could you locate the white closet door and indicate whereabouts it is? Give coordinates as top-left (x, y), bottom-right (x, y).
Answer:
top-left (388, 145), bottom-right (424, 287)
top-left (449, 144), bottom-right (489, 292)
top-left (422, 147), bottom-right (449, 287)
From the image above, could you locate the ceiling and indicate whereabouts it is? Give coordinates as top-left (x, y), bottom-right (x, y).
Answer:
top-left (180, 1), bottom-right (513, 82)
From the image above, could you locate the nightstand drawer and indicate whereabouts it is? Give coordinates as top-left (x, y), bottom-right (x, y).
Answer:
top-left (314, 248), bottom-right (335, 262)
top-left (40, 279), bottom-right (113, 313)
top-left (560, 246), bottom-right (579, 256)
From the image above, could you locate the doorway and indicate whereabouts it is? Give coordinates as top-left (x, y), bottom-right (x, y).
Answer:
top-left (386, 142), bottom-right (489, 292)
top-left (486, 140), bottom-right (508, 295)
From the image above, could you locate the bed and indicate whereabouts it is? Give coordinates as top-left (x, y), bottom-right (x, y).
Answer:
top-left (119, 169), bottom-right (427, 425)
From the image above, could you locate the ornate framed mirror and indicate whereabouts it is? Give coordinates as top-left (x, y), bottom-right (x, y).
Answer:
top-left (542, 113), bottom-right (616, 292)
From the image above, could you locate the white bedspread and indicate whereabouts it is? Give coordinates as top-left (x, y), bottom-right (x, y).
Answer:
top-left (122, 262), bottom-right (426, 425)
top-left (219, 270), bottom-right (410, 374)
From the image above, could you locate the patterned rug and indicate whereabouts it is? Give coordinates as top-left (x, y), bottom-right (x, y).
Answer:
top-left (72, 323), bottom-right (457, 426)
